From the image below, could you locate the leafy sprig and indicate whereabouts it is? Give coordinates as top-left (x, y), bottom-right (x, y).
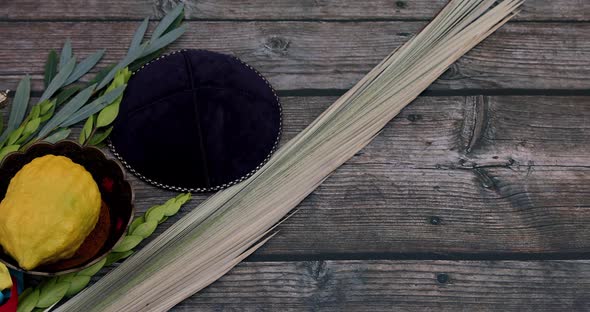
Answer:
top-left (0, 4), bottom-right (186, 159)
top-left (16, 193), bottom-right (192, 312)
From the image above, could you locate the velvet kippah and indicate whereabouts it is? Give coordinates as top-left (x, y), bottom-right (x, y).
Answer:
top-left (109, 49), bottom-right (282, 192)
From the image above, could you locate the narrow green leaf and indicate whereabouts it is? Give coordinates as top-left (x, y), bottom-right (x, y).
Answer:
top-left (128, 215), bottom-right (145, 234)
top-left (40, 57), bottom-right (76, 103)
top-left (87, 64), bottom-right (115, 87)
top-left (87, 125), bottom-right (113, 146)
top-left (158, 216), bottom-right (168, 224)
top-left (43, 128), bottom-right (71, 143)
top-left (77, 258), bottom-right (106, 277)
top-left (59, 39), bottom-right (72, 70)
top-left (7, 125), bottom-right (25, 146)
top-left (151, 4), bottom-right (184, 40)
top-left (44, 50), bottom-right (58, 88)
top-left (112, 235), bottom-right (143, 253)
top-left (128, 17), bottom-right (149, 55)
top-left (64, 276), bottom-right (92, 298)
top-left (61, 85), bottom-right (126, 127)
top-left (140, 25), bottom-right (187, 58)
top-left (0, 75), bottom-right (30, 145)
top-left (105, 250), bottom-right (134, 266)
top-left (65, 49), bottom-right (105, 85)
top-left (129, 11), bottom-right (184, 71)
top-left (16, 288), bottom-right (39, 312)
top-left (131, 220), bottom-right (158, 238)
top-left (79, 115), bottom-right (94, 144)
top-left (55, 86), bottom-right (81, 107)
top-left (37, 84), bottom-right (95, 138)
top-left (37, 281), bottom-right (69, 308)
top-left (97, 43), bottom-right (145, 90)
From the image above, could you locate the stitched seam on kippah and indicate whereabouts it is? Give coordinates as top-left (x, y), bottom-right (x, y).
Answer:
top-left (181, 50), bottom-right (212, 187)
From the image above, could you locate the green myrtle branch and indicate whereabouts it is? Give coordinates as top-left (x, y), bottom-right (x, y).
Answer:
top-left (16, 193), bottom-right (192, 312)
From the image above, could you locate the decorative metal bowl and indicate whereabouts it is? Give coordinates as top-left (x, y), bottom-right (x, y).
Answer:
top-left (0, 140), bottom-right (134, 276)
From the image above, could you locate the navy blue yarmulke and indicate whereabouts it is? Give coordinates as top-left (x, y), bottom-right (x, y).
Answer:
top-left (109, 49), bottom-right (281, 192)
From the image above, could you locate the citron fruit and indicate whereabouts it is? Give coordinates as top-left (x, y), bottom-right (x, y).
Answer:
top-left (0, 263), bottom-right (10, 290)
top-left (0, 155), bottom-right (101, 270)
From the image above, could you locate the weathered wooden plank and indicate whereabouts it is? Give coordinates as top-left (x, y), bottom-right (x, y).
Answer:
top-left (167, 260), bottom-right (590, 311)
top-left (0, 21), bottom-right (589, 92)
top-left (113, 95), bottom-right (590, 256)
top-left (0, 0), bottom-right (587, 21)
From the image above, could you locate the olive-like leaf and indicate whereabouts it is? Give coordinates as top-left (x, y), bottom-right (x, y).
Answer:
top-left (64, 276), bottom-right (92, 298)
top-left (37, 281), bottom-right (69, 308)
top-left (128, 17), bottom-right (149, 55)
top-left (0, 144), bottom-right (20, 160)
top-left (40, 57), bottom-right (76, 103)
top-left (15, 117), bottom-right (41, 144)
top-left (40, 99), bottom-right (56, 115)
top-left (37, 84), bottom-right (95, 139)
top-left (105, 250), bottom-right (134, 266)
top-left (95, 99), bottom-right (120, 128)
top-left (131, 220), bottom-right (158, 238)
top-left (7, 125), bottom-right (25, 146)
top-left (65, 49), bottom-right (105, 85)
top-left (112, 235), bottom-right (143, 253)
top-left (140, 25), bottom-right (187, 58)
top-left (24, 117), bottom-right (41, 134)
top-left (16, 288), bottom-right (39, 312)
top-left (44, 50), bottom-right (58, 88)
top-left (56, 273), bottom-right (75, 284)
top-left (29, 104), bottom-right (41, 120)
top-left (77, 258), bottom-right (106, 277)
top-left (127, 215), bottom-right (145, 235)
top-left (0, 75), bottom-right (30, 146)
top-left (151, 3), bottom-right (184, 40)
top-left (59, 39), bottom-right (72, 70)
top-left (43, 128), bottom-right (71, 143)
top-left (87, 125), bottom-right (113, 146)
top-left (40, 103), bottom-right (56, 123)
top-left (61, 85), bottom-right (126, 127)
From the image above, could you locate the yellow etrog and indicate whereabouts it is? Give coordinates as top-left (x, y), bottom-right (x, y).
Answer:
top-left (0, 155), bottom-right (101, 270)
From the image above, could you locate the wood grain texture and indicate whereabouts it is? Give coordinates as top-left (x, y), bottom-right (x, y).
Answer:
top-left (0, 0), bottom-right (588, 21)
top-left (0, 21), bottom-right (589, 92)
top-left (114, 95), bottom-right (590, 256)
top-left (166, 260), bottom-right (590, 311)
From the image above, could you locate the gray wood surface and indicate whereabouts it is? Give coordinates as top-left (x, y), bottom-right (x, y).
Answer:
top-left (3, 0), bottom-right (589, 310)
top-left (174, 260), bottom-right (590, 311)
top-left (128, 95), bottom-right (590, 257)
top-left (1, 0), bottom-right (588, 21)
top-left (0, 21), bottom-right (589, 92)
